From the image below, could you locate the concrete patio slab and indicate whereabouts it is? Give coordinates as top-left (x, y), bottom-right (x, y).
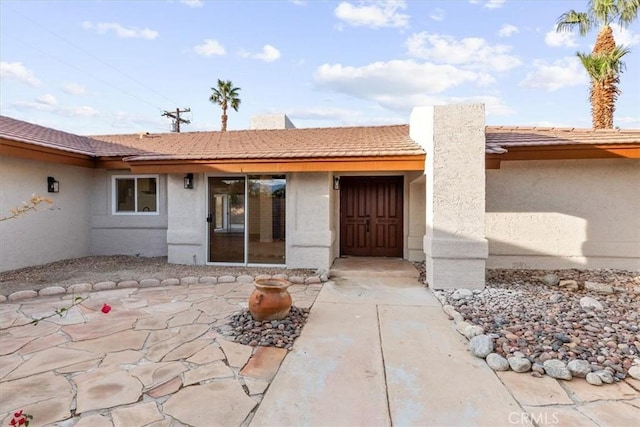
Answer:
top-left (496, 371), bottom-right (574, 406)
top-left (316, 275), bottom-right (439, 306)
top-left (379, 304), bottom-right (530, 426)
top-left (251, 301), bottom-right (390, 427)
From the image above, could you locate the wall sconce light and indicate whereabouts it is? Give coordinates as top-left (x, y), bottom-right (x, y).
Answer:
top-left (184, 173), bottom-right (194, 189)
top-left (47, 176), bottom-right (59, 193)
top-left (333, 176), bottom-right (340, 190)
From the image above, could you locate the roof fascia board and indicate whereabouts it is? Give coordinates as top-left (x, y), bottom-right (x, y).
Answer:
top-left (0, 138), bottom-right (96, 168)
top-left (124, 155), bottom-right (426, 174)
top-left (486, 144), bottom-right (640, 169)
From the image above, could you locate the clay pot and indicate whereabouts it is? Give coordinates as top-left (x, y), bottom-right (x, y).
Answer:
top-left (248, 278), bottom-right (292, 321)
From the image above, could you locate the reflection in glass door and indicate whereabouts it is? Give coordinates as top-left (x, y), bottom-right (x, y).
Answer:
top-left (208, 175), bottom-right (286, 265)
top-left (208, 177), bottom-right (246, 263)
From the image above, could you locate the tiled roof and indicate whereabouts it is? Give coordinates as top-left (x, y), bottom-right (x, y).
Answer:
top-left (2, 115), bottom-right (639, 162)
top-left (91, 125), bottom-right (423, 160)
top-left (0, 115), bottom-right (98, 156)
top-left (485, 126), bottom-right (640, 148)
top-left (0, 115), bottom-right (138, 157)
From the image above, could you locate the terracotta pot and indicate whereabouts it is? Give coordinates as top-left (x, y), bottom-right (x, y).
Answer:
top-left (248, 278), bottom-right (292, 321)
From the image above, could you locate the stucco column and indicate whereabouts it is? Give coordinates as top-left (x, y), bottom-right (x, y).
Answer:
top-left (286, 172), bottom-right (334, 271)
top-left (410, 104), bottom-right (488, 289)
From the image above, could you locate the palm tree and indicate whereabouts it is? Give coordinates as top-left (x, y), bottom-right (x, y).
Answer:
top-left (577, 46), bottom-right (629, 129)
top-left (556, 0), bottom-right (638, 128)
top-left (209, 79), bottom-right (241, 131)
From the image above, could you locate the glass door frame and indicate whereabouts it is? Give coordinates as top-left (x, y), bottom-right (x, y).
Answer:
top-left (207, 175), bottom-right (248, 266)
top-left (206, 173), bottom-right (286, 267)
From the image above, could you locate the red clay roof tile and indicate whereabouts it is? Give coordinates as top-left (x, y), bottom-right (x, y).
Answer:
top-left (2, 115), bottom-right (639, 161)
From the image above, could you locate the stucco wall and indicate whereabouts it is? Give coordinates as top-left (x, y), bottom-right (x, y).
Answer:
top-left (287, 172), bottom-right (335, 270)
top-left (410, 104), bottom-right (488, 289)
top-left (90, 170), bottom-right (168, 257)
top-left (486, 158), bottom-right (640, 270)
top-left (166, 173), bottom-right (207, 265)
top-left (0, 156), bottom-right (93, 271)
top-left (407, 172), bottom-right (426, 261)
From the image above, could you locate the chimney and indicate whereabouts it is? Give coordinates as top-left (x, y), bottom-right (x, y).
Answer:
top-left (250, 114), bottom-right (296, 130)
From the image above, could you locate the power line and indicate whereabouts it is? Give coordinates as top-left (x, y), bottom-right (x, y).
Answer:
top-left (0, 30), bottom-right (165, 113)
top-left (3, 4), bottom-right (183, 109)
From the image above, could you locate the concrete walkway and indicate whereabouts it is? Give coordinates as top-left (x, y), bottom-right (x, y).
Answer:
top-left (1, 259), bottom-right (639, 426)
top-left (252, 258), bottom-right (640, 427)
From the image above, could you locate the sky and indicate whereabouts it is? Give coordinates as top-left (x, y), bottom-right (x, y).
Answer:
top-left (1, 0), bottom-right (639, 136)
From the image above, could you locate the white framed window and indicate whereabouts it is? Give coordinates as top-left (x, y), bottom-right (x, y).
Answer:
top-left (112, 175), bottom-right (159, 215)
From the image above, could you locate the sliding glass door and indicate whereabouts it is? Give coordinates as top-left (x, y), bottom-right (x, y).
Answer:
top-left (208, 175), bottom-right (285, 265)
top-left (208, 177), bottom-right (246, 263)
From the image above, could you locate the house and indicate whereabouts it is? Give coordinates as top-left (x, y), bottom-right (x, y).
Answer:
top-left (1, 104), bottom-right (639, 289)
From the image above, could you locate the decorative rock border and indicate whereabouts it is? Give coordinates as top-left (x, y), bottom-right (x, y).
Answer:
top-left (432, 289), bottom-right (640, 386)
top-left (0, 273), bottom-right (327, 304)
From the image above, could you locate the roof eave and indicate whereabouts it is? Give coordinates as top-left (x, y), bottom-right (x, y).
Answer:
top-left (0, 138), bottom-right (96, 168)
top-left (485, 143), bottom-right (640, 169)
top-left (122, 155), bottom-right (427, 174)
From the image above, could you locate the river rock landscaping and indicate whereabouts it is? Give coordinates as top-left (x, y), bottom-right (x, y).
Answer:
top-left (217, 306), bottom-right (310, 350)
top-left (434, 268), bottom-right (640, 385)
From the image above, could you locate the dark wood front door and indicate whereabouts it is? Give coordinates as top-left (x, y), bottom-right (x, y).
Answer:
top-left (340, 176), bottom-right (403, 257)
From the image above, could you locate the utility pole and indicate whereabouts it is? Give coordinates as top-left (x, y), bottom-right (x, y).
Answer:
top-left (162, 108), bottom-right (191, 132)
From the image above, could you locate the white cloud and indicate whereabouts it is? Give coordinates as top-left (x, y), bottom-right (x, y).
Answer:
top-left (180, 0), bottom-right (204, 7)
top-left (334, 0), bottom-right (409, 29)
top-left (615, 115), bottom-right (640, 127)
top-left (314, 60), bottom-right (492, 99)
top-left (194, 39), bottom-right (226, 56)
top-left (12, 99), bottom-right (99, 117)
top-left (613, 26), bottom-right (640, 46)
top-left (289, 107), bottom-right (403, 125)
top-left (36, 94), bottom-right (57, 106)
top-left (485, 0), bottom-right (506, 9)
top-left (406, 32), bottom-right (521, 72)
top-left (520, 57), bottom-right (588, 91)
top-left (248, 45), bottom-right (281, 62)
top-left (0, 62), bottom-right (41, 87)
top-left (545, 28), bottom-right (577, 47)
top-left (470, 0), bottom-right (506, 9)
top-left (498, 24), bottom-right (518, 38)
top-left (82, 21), bottom-right (159, 40)
top-left (62, 83), bottom-right (87, 96)
top-left (429, 8), bottom-right (445, 22)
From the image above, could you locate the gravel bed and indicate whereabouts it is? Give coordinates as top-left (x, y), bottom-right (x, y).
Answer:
top-left (217, 306), bottom-right (310, 350)
top-left (437, 268), bottom-right (640, 380)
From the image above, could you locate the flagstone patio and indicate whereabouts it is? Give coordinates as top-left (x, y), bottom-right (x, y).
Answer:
top-left (0, 279), bottom-right (321, 426)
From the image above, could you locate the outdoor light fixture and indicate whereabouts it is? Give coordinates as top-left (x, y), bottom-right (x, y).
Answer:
top-left (47, 176), bottom-right (59, 193)
top-left (184, 173), bottom-right (194, 189)
top-left (333, 176), bottom-right (340, 190)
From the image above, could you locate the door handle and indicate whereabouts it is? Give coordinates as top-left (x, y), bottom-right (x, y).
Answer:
top-left (206, 213), bottom-right (212, 223)
top-left (366, 215), bottom-right (370, 232)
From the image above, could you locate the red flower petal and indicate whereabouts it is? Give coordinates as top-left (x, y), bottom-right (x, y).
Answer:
top-left (101, 304), bottom-right (111, 314)
top-left (18, 418), bottom-right (26, 425)
top-left (14, 411), bottom-right (23, 417)
top-left (10, 419), bottom-right (17, 425)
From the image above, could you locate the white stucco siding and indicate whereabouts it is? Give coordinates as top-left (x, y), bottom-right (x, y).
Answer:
top-left (90, 170), bottom-right (168, 258)
top-left (486, 158), bottom-right (640, 270)
top-left (0, 156), bottom-right (93, 272)
top-left (411, 104), bottom-right (488, 289)
top-left (287, 172), bottom-right (335, 270)
top-left (166, 173), bottom-right (206, 265)
top-left (407, 173), bottom-right (426, 261)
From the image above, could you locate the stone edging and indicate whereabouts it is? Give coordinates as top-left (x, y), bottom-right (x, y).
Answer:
top-left (431, 289), bottom-right (640, 386)
top-left (0, 273), bottom-right (327, 304)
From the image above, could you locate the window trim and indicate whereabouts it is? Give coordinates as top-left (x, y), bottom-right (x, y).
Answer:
top-left (111, 174), bottom-right (160, 216)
